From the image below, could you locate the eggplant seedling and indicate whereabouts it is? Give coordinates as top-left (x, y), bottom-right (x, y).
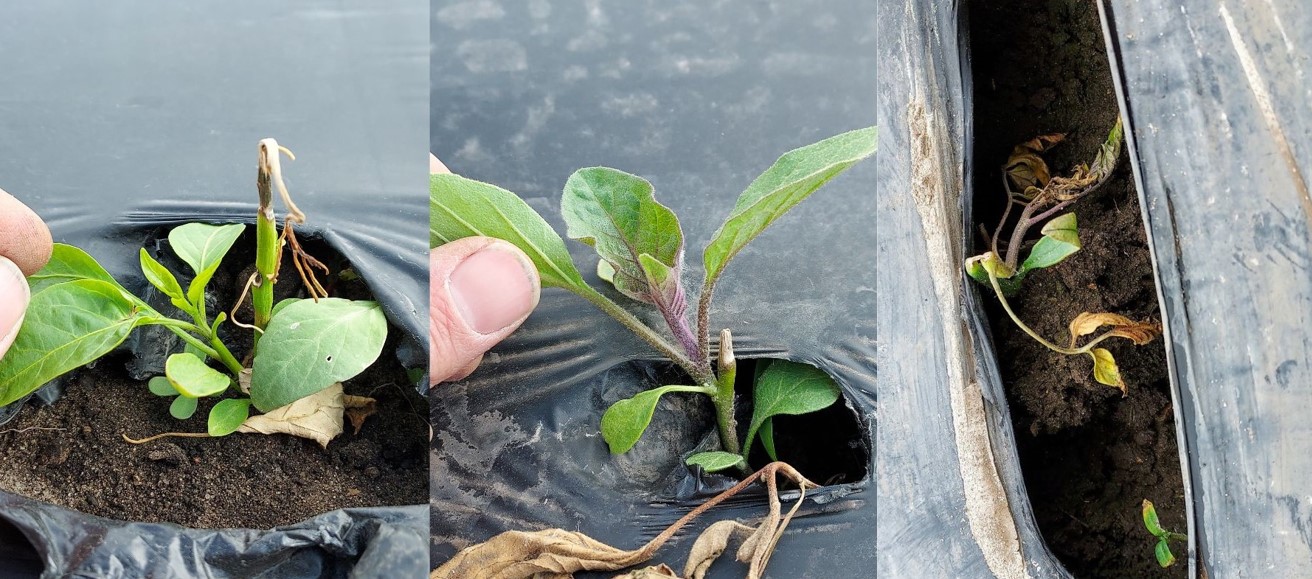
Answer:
top-left (965, 119), bottom-right (1161, 394)
top-left (1142, 499), bottom-right (1187, 568)
top-left (0, 139), bottom-right (387, 446)
top-left (430, 127), bottom-right (875, 472)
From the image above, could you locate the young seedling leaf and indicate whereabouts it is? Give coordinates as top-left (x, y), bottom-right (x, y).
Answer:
top-left (1090, 348), bottom-right (1126, 394)
top-left (170, 394), bottom-right (198, 420)
top-left (1155, 540), bottom-right (1176, 568)
top-left (703, 127), bottom-right (877, 286)
top-left (168, 223), bottom-right (245, 305)
top-left (430, 173), bottom-right (588, 291)
top-left (249, 298), bottom-right (387, 412)
top-left (148, 376), bottom-right (177, 397)
top-left (601, 385), bottom-right (706, 454)
top-left (208, 398), bottom-right (252, 437)
top-left (138, 248), bottom-right (187, 307)
top-left (966, 254), bottom-right (1023, 294)
top-left (744, 360), bottom-right (841, 452)
top-left (0, 279), bottom-right (154, 407)
top-left (760, 418), bottom-right (778, 461)
top-left (1142, 499), bottom-right (1167, 536)
top-left (1069, 312), bottom-right (1162, 348)
top-left (27, 244), bottom-right (124, 295)
top-left (686, 451), bottom-right (746, 473)
top-left (561, 167), bottom-right (686, 312)
top-left (1018, 213), bottom-right (1081, 274)
top-left (597, 259), bottom-right (617, 284)
top-left (165, 352), bottom-right (231, 398)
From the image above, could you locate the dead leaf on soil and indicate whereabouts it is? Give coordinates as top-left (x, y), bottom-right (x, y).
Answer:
top-left (344, 395), bottom-right (377, 435)
top-left (1005, 133), bottom-right (1064, 193)
top-left (431, 462), bottom-right (816, 579)
top-left (238, 383), bottom-right (374, 448)
top-left (1068, 312), bottom-right (1162, 348)
top-left (613, 563), bottom-right (680, 578)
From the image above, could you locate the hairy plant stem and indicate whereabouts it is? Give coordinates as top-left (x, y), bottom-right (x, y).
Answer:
top-left (714, 329), bottom-right (741, 457)
top-left (695, 278), bottom-right (716, 362)
top-left (578, 287), bottom-right (713, 384)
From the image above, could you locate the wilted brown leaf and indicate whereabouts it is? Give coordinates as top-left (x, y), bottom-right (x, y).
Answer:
top-left (432, 463), bottom-right (817, 579)
top-left (1090, 348), bottom-right (1127, 396)
top-left (614, 564), bottom-right (681, 578)
top-left (1005, 133), bottom-right (1065, 193)
top-left (344, 395), bottom-right (377, 435)
top-left (1068, 312), bottom-right (1161, 348)
top-left (237, 383), bottom-right (346, 448)
top-left (684, 521), bottom-right (752, 579)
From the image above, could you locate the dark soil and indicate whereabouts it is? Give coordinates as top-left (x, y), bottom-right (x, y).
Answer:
top-left (0, 231), bottom-right (428, 529)
top-left (969, 0), bottom-right (1187, 576)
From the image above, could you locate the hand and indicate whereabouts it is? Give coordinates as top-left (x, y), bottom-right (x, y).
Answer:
top-left (429, 154), bottom-right (541, 384)
top-left (0, 188), bottom-right (53, 360)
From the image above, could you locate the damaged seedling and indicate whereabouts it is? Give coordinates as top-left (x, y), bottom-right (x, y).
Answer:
top-left (431, 128), bottom-right (874, 472)
top-left (965, 119), bottom-right (1161, 394)
top-left (1142, 499), bottom-right (1187, 568)
top-left (0, 139), bottom-right (387, 446)
top-left (432, 462), bottom-right (817, 579)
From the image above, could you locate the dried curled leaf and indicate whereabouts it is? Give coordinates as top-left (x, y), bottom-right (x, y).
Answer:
top-left (237, 383), bottom-right (351, 448)
top-left (1068, 312), bottom-right (1162, 348)
top-left (431, 528), bottom-right (648, 579)
top-left (432, 463), bottom-right (816, 579)
top-left (344, 394), bottom-right (377, 435)
top-left (1005, 133), bottom-right (1065, 193)
top-left (614, 564), bottom-right (680, 578)
top-left (685, 521), bottom-right (753, 579)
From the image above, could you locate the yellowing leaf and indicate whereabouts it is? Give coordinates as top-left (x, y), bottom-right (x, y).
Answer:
top-left (1089, 348), bottom-right (1126, 395)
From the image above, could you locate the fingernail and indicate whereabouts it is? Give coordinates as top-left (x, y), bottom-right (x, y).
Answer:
top-left (0, 256), bottom-right (30, 356)
top-left (447, 242), bottom-right (537, 334)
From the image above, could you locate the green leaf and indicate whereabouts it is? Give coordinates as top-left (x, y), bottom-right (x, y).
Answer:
top-left (430, 173), bottom-right (588, 291)
top-left (1155, 539), bottom-right (1176, 568)
top-left (561, 167), bottom-right (686, 311)
top-left (27, 244), bottom-right (121, 295)
top-left (686, 451), bottom-right (746, 473)
top-left (139, 248), bottom-right (189, 309)
top-left (760, 418), bottom-right (778, 461)
top-left (0, 280), bottom-right (154, 407)
top-left (168, 223), bottom-right (245, 305)
top-left (703, 127), bottom-right (877, 286)
top-left (1142, 499), bottom-right (1167, 537)
top-left (597, 259), bottom-right (616, 283)
top-left (744, 360), bottom-right (841, 452)
top-left (165, 352), bottom-right (231, 398)
top-left (1019, 213), bottom-right (1081, 274)
top-left (1090, 348), bottom-right (1126, 394)
top-left (170, 395), bottom-right (198, 420)
top-left (271, 298), bottom-right (303, 318)
top-left (208, 398), bottom-right (252, 437)
top-left (249, 298), bottom-right (388, 412)
top-left (148, 376), bottom-right (177, 397)
top-left (600, 385), bottom-right (709, 454)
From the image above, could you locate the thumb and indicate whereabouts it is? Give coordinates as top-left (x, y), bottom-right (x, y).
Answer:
top-left (0, 256), bottom-right (31, 360)
top-left (430, 237), bottom-right (540, 384)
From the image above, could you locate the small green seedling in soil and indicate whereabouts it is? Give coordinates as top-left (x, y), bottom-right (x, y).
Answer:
top-left (1142, 499), bottom-right (1187, 568)
top-left (431, 127), bottom-right (874, 473)
top-left (964, 119), bottom-right (1161, 395)
top-left (0, 139), bottom-right (387, 446)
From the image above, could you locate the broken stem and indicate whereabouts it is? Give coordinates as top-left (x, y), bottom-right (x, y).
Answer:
top-left (253, 141), bottom-right (281, 343)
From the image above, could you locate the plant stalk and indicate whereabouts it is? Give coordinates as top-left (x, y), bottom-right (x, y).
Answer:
top-left (987, 265), bottom-right (1081, 356)
top-left (253, 147), bottom-right (279, 348)
top-left (695, 278), bottom-right (716, 363)
top-left (714, 328), bottom-right (741, 456)
top-left (578, 287), bottom-right (713, 383)
top-left (155, 320), bottom-right (244, 375)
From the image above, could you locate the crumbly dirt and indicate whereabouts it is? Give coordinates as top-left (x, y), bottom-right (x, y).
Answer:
top-left (969, 0), bottom-right (1187, 576)
top-left (0, 233), bottom-right (428, 529)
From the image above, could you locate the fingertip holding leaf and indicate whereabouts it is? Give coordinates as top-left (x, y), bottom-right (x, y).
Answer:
top-left (1089, 348), bottom-right (1126, 395)
top-left (430, 173), bottom-right (588, 292)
